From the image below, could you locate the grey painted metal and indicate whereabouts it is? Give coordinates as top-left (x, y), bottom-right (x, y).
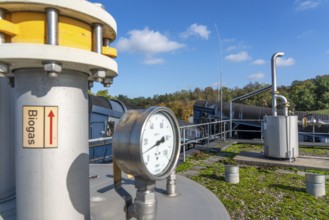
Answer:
top-left (275, 94), bottom-right (288, 116)
top-left (93, 23), bottom-right (103, 54)
top-left (0, 8), bottom-right (4, 44)
top-left (90, 163), bottom-right (231, 220)
top-left (306, 173), bottom-right (326, 196)
top-left (0, 78), bottom-right (15, 202)
top-left (231, 85), bottom-right (272, 102)
top-left (15, 69), bottom-right (89, 220)
top-left (230, 85), bottom-right (272, 138)
top-left (264, 116), bottom-right (299, 159)
top-left (271, 52), bottom-right (284, 116)
top-left (46, 8), bottom-right (59, 45)
top-left (224, 165), bottom-right (239, 184)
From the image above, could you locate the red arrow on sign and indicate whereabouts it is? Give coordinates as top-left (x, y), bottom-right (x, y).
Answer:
top-left (48, 110), bottom-right (55, 145)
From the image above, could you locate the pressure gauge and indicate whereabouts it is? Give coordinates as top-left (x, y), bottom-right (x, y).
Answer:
top-left (113, 106), bottom-right (181, 180)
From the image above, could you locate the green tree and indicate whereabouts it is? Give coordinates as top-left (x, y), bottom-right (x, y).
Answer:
top-left (96, 90), bottom-right (111, 99)
top-left (289, 80), bottom-right (315, 111)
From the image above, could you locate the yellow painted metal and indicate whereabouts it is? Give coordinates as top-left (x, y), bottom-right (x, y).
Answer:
top-left (59, 16), bottom-right (92, 51)
top-left (0, 19), bottom-right (20, 36)
top-left (1, 12), bottom-right (116, 57)
top-left (8, 12), bottom-right (46, 44)
top-left (102, 46), bottom-right (117, 58)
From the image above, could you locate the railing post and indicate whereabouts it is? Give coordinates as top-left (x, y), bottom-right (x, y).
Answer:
top-left (183, 127), bottom-right (186, 162)
top-left (230, 101), bottom-right (233, 138)
top-left (207, 123), bottom-right (210, 151)
top-left (224, 122), bottom-right (226, 142)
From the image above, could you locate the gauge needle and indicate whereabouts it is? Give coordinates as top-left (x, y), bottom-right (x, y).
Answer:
top-left (143, 136), bottom-right (165, 154)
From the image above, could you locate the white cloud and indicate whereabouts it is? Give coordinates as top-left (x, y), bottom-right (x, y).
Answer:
top-left (143, 57), bottom-right (165, 65)
top-left (276, 57), bottom-right (296, 67)
top-left (225, 51), bottom-right (251, 62)
top-left (180, 23), bottom-right (211, 40)
top-left (226, 42), bottom-right (251, 52)
top-left (116, 27), bottom-right (185, 54)
top-left (248, 72), bottom-right (265, 81)
top-left (296, 0), bottom-right (321, 11)
top-left (251, 59), bottom-right (266, 65)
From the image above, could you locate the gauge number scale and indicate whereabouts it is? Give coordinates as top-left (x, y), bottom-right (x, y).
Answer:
top-left (142, 113), bottom-right (175, 175)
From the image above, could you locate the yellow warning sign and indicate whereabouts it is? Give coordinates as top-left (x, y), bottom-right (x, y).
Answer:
top-left (23, 106), bottom-right (58, 148)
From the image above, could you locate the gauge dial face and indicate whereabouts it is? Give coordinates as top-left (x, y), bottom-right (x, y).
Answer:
top-left (141, 112), bottom-right (175, 175)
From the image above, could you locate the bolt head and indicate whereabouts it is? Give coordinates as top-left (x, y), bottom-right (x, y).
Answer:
top-left (91, 69), bottom-right (106, 81)
top-left (0, 63), bottom-right (9, 74)
top-left (44, 62), bottom-right (62, 73)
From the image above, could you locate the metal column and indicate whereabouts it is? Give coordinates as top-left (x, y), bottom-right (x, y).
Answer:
top-left (0, 1), bottom-right (118, 219)
top-left (0, 7), bottom-right (15, 202)
top-left (15, 69), bottom-right (89, 220)
top-left (0, 78), bottom-right (15, 201)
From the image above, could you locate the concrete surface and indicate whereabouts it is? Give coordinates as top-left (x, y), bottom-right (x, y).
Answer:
top-left (235, 151), bottom-right (329, 171)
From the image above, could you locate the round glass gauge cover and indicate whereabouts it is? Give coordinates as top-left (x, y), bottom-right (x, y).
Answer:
top-left (112, 106), bottom-right (180, 180)
top-left (141, 112), bottom-right (175, 176)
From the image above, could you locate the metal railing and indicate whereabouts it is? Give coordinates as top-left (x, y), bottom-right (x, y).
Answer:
top-left (180, 120), bottom-right (230, 161)
top-left (88, 119), bottom-right (329, 163)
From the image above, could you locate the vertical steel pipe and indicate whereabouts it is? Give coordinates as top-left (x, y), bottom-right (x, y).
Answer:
top-left (0, 78), bottom-right (15, 201)
top-left (15, 69), bottom-right (89, 220)
top-left (46, 8), bottom-right (59, 45)
top-left (93, 23), bottom-right (103, 53)
top-left (229, 101), bottom-right (232, 138)
top-left (0, 8), bottom-right (15, 202)
top-left (0, 8), bottom-right (5, 43)
top-left (271, 52), bottom-right (284, 116)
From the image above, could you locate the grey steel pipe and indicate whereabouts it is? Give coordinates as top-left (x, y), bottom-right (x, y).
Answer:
top-left (93, 23), bottom-right (103, 53)
top-left (46, 8), bottom-right (59, 45)
top-left (271, 52), bottom-right (284, 116)
top-left (275, 94), bottom-right (288, 116)
top-left (0, 78), bottom-right (15, 202)
top-left (15, 69), bottom-right (90, 220)
top-left (166, 171), bottom-right (177, 197)
top-left (0, 8), bottom-right (5, 44)
top-left (0, 8), bottom-right (15, 202)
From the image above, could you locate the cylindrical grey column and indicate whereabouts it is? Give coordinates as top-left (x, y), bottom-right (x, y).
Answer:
top-left (46, 8), bottom-right (59, 45)
top-left (306, 173), bottom-right (326, 197)
top-left (93, 23), bottom-right (103, 53)
top-left (0, 77), bottom-right (15, 201)
top-left (15, 69), bottom-right (90, 220)
top-left (0, 8), bottom-right (5, 44)
top-left (225, 165), bottom-right (239, 184)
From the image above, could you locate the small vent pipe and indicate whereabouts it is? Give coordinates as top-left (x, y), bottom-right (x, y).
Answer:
top-left (271, 52), bottom-right (288, 116)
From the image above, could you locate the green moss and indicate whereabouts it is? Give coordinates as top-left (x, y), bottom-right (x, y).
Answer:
top-left (180, 144), bottom-right (329, 219)
top-left (192, 164), bottom-right (329, 219)
top-left (299, 146), bottom-right (329, 157)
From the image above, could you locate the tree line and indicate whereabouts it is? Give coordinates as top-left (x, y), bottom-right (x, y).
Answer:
top-left (90, 74), bottom-right (329, 121)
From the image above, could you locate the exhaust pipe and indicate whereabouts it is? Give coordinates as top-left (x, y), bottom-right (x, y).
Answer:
top-left (271, 52), bottom-right (288, 116)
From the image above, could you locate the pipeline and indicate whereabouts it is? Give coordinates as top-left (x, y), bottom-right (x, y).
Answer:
top-left (271, 52), bottom-right (285, 116)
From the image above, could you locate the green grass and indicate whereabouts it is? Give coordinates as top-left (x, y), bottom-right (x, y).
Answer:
top-left (176, 151), bottom-right (210, 172)
top-left (177, 144), bottom-right (329, 219)
top-left (299, 146), bottom-right (329, 157)
top-left (310, 109), bottom-right (329, 115)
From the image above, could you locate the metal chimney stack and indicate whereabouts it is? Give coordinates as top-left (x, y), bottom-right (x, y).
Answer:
top-left (264, 52), bottom-right (299, 161)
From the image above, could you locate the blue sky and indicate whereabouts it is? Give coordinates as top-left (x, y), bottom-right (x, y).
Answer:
top-left (90, 0), bottom-right (329, 98)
